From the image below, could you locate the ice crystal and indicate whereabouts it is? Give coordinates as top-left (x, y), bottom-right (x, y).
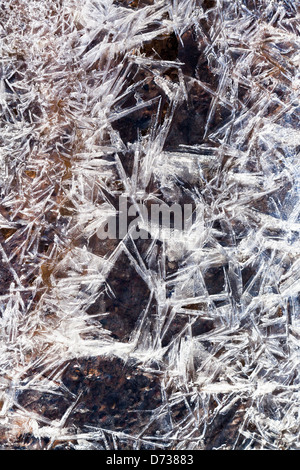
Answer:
top-left (0, 0), bottom-right (299, 450)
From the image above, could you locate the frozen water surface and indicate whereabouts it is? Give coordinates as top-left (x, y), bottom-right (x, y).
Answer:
top-left (0, 0), bottom-right (299, 450)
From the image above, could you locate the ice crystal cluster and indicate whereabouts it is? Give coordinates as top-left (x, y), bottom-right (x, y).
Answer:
top-left (0, 0), bottom-right (299, 450)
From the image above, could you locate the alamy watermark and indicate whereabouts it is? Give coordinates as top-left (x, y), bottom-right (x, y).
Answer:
top-left (97, 196), bottom-right (198, 240)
